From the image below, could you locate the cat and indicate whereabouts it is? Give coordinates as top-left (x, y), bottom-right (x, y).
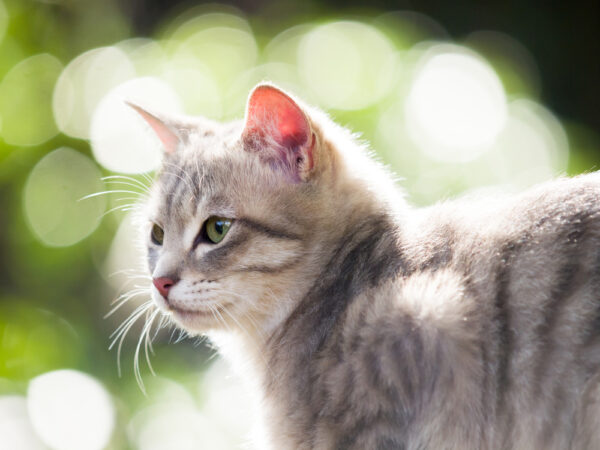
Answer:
top-left (129, 83), bottom-right (600, 450)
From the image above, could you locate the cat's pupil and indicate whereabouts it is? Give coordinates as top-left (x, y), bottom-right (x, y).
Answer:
top-left (215, 221), bottom-right (224, 234)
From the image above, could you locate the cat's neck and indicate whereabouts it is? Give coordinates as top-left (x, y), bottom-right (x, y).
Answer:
top-left (210, 120), bottom-right (407, 381)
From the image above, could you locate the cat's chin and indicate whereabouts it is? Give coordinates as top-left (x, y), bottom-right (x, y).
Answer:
top-left (167, 303), bottom-right (235, 333)
top-left (168, 307), bottom-right (215, 332)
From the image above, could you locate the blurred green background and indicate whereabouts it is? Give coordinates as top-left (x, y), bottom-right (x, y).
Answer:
top-left (0, 0), bottom-right (599, 449)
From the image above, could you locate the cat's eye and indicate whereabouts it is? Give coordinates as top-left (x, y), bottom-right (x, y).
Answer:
top-left (204, 217), bottom-right (232, 244)
top-left (151, 224), bottom-right (164, 245)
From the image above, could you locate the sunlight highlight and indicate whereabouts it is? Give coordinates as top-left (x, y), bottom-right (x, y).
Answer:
top-left (28, 370), bottom-right (115, 450)
top-left (0, 54), bottom-right (63, 146)
top-left (483, 98), bottom-right (569, 188)
top-left (53, 46), bottom-right (136, 139)
top-left (298, 21), bottom-right (397, 110)
top-left (173, 25), bottom-right (258, 116)
top-left (405, 46), bottom-right (508, 162)
top-left (0, 395), bottom-right (45, 450)
top-left (90, 77), bottom-right (182, 173)
top-left (24, 147), bottom-right (105, 247)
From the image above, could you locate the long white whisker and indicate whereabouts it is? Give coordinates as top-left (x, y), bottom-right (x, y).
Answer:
top-left (110, 301), bottom-right (153, 340)
top-left (105, 289), bottom-right (150, 318)
top-left (103, 178), bottom-right (152, 195)
top-left (134, 307), bottom-right (160, 393)
top-left (109, 301), bottom-right (152, 377)
top-left (79, 189), bottom-right (147, 201)
top-left (108, 269), bottom-right (152, 280)
top-left (103, 174), bottom-right (151, 187)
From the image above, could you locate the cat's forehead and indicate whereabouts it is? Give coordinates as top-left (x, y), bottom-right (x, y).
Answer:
top-left (153, 154), bottom-right (229, 219)
top-left (150, 138), bottom-right (271, 225)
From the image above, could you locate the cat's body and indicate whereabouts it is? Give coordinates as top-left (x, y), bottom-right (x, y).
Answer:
top-left (261, 175), bottom-right (600, 450)
top-left (132, 84), bottom-right (600, 449)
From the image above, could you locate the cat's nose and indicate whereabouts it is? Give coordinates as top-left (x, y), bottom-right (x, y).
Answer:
top-left (153, 277), bottom-right (176, 299)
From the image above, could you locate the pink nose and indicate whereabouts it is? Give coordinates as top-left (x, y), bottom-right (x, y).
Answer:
top-left (153, 277), bottom-right (176, 299)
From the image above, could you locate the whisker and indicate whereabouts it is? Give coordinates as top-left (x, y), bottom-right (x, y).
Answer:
top-left (108, 269), bottom-right (152, 281)
top-left (105, 289), bottom-right (150, 318)
top-left (109, 300), bottom-right (153, 377)
top-left (79, 189), bottom-right (147, 201)
top-left (110, 300), bottom-right (153, 340)
top-left (102, 176), bottom-right (152, 195)
top-left (134, 307), bottom-right (160, 393)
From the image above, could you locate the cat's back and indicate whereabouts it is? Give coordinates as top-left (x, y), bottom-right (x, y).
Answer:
top-left (264, 173), bottom-right (600, 450)
top-left (321, 173), bottom-right (600, 449)
top-left (390, 172), bottom-right (600, 449)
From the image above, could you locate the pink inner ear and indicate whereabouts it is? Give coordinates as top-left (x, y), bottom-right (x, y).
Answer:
top-left (244, 86), bottom-right (310, 151)
top-left (127, 102), bottom-right (180, 154)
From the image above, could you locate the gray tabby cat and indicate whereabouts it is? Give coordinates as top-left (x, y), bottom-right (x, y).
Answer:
top-left (130, 83), bottom-right (600, 449)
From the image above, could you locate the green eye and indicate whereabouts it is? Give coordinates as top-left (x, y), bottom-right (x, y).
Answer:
top-left (151, 223), bottom-right (164, 245)
top-left (204, 217), bottom-right (232, 244)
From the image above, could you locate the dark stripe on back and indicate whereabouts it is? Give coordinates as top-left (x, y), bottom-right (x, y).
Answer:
top-left (333, 410), bottom-right (407, 450)
top-left (493, 241), bottom-right (519, 427)
top-left (581, 250), bottom-right (600, 348)
top-left (532, 213), bottom-right (589, 401)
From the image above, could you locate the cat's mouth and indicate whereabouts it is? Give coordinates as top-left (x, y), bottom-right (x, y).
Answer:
top-left (167, 301), bottom-right (232, 322)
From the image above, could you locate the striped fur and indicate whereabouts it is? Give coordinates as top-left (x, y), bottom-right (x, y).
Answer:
top-left (140, 84), bottom-right (600, 449)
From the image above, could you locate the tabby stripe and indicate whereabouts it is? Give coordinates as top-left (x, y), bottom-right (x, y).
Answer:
top-left (581, 250), bottom-right (600, 348)
top-left (190, 168), bottom-right (201, 207)
top-left (531, 261), bottom-right (581, 400)
top-left (172, 166), bottom-right (190, 209)
top-left (532, 213), bottom-right (588, 403)
top-left (198, 235), bottom-right (246, 271)
top-left (268, 215), bottom-right (404, 437)
top-left (163, 163), bottom-right (187, 217)
top-left (493, 242), bottom-right (518, 422)
top-left (237, 217), bottom-right (301, 241)
top-left (231, 257), bottom-right (301, 274)
top-left (334, 410), bottom-right (408, 450)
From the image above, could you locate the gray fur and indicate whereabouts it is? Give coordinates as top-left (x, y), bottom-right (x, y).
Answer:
top-left (138, 84), bottom-right (600, 449)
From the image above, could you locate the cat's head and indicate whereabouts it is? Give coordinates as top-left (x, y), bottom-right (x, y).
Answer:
top-left (132, 84), bottom-right (347, 337)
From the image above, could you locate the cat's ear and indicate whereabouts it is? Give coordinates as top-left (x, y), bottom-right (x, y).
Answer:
top-left (242, 84), bottom-right (315, 182)
top-left (126, 101), bottom-right (182, 154)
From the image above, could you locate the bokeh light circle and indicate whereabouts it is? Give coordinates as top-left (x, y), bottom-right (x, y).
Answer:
top-left (0, 54), bottom-right (63, 146)
top-left (174, 26), bottom-right (258, 96)
top-left (24, 147), bottom-right (106, 247)
top-left (298, 21), bottom-right (397, 110)
top-left (484, 98), bottom-right (569, 188)
top-left (28, 370), bottom-right (115, 450)
top-left (128, 377), bottom-right (230, 450)
top-left (0, 395), bottom-right (46, 450)
top-left (104, 211), bottom-right (148, 291)
top-left (53, 46), bottom-right (136, 139)
top-left (162, 54), bottom-right (222, 118)
top-left (405, 46), bottom-right (508, 162)
top-left (90, 76), bottom-right (182, 173)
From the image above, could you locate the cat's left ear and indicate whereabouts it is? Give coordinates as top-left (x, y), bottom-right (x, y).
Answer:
top-left (126, 102), bottom-right (182, 154)
top-left (242, 84), bottom-right (316, 182)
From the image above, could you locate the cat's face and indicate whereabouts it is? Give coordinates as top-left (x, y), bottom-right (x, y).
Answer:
top-left (136, 85), bottom-right (334, 335)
